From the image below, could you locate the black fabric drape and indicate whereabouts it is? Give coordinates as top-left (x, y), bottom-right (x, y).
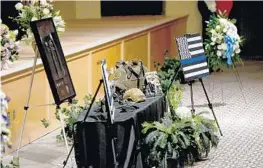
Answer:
top-left (197, 0), bottom-right (214, 41)
top-left (74, 96), bottom-right (165, 168)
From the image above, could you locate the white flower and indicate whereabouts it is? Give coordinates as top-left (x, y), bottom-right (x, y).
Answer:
top-left (175, 106), bottom-right (192, 119)
top-left (211, 37), bottom-right (216, 42)
top-left (235, 49), bottom-right (241, 54)
top-left (13, 30), bottom-right (18, 36)
top-left (217, 45), bottom-right (222, 50)
top-left (15, 3), bottom-right (23, 10)
top-left (40, 0), bottom-right (47, 5)
top-left (216, 25), bottom-right (221, 31)
top-left (57, 27), bottom-right (65, 32)
top-left (221, 43), bottom-right (227, 50)
top-left (210, 42), bottom-right (215, 46)
top-left (217, 50), bottom-right (222, 57)
top-left (43, 8), bottom-right (50, 15)
top-left (223, 28), bottom-right (228, 33)
top-left (31, 17), bottom-right (38, 21)
top-left (210, 29), bottom-right (216, 34)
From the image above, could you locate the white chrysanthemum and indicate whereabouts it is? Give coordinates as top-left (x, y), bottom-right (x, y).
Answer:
top-left (43, 8), bottom-right (50, 15)
top-left (235, 48), bottom-right (241, 54)
top-left (221, 43), bottom-right (227, 50)
top-left (216, 25), bottom-right (221, 31)
top-left (175, 106), bottom-right (192, 119)
top-left (13, 30), bottom-right (18, 36)
top-left (31, 17), bottom-right (38, 21)
top-left (15, 3), bottom-right (23, 10)
top-left (217, 50), bottom-right (222, 57)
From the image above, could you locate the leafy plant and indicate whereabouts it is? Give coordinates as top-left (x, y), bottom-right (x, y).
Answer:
top-left (142, 117), bottom-right (196, 168)
top-left (192, 111), bottom-right (219, 158)
top-left (41, 94), bottom-right (95, 141)
top-left (1, 157), bottom-right (19, 168)
top-left (155, 50), bottom-right (183, 93)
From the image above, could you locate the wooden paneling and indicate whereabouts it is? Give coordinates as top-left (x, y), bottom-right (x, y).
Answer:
top-left (67, 53), bottom-right (91, 103)
top-left (2, 70), bottom-right (59, 154)
top-left (91, 44), bottom-right (121, 96)
top-left (170, 17), bottom-right (187, 58)
top-left (124, 34), bottom-right (148, 68)
top-left (150, 26), bottom-right (171, 70)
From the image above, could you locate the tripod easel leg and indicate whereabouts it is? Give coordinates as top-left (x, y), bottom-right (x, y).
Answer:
top-left (189, 82), bottom-right (195, 115)
top-left (199, 78), bottom-right (223, 136)
top-left (57, 106), bottom-right (70, 153)
top-left (16, 53), bottom-right (38, 158)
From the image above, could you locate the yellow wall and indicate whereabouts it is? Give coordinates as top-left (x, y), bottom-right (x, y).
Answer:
top-left (76, 1), bottom-right (101, 19)
top-left (54, 1), bottom-right (101, 20)
top-left (165, 0), bottom-right (202, 34)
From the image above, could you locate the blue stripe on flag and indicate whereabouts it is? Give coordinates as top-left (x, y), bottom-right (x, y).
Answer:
top-left (181, 55), bottom-right (206, 65)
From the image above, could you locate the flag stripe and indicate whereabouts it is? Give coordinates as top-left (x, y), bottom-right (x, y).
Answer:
top-left (184, 66), bottom-right (208, 75)
top-left (188, 43), bottom-right (203, 49)
top-left (189, 49), bottom-right (205, 56)
top-left (183, 62), bottom-right (208, 71)
top-left (187, 36), bottom-right (202, 42)
top-left (181, 55), bottom-right (206, 65)
top-left (185, 69), bottom-right (210, 78)
top-left (181, 59), bottom-right (207, 68)
top-left (188, 39), bottom-right (203, 46)
top-left (185, 73), bottom-right (209, 82)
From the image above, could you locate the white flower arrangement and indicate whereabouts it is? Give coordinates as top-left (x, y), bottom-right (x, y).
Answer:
top-left (1, 20), bottom-right (21, 71)
top-left (204, 12), bottom-right (244, 71)
top-left (12, 0), bottom-right (65, 45)
top-left (0, 86), bottom-right (12, 153)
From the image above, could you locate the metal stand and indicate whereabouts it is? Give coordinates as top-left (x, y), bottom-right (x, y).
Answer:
top-left (15, 51), bottom-right (71, 162)
top-left (199, 78), bottom-right (223, 136)
top-left (16, 51), bottom-right (39, 158)
top-left (189, 81), bottom-right (195, 115)
top-left (62, 79), bottom-right (112, 168)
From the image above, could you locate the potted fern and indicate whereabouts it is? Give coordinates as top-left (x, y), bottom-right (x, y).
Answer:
top-left (142, 116), bottom-right (196, 168)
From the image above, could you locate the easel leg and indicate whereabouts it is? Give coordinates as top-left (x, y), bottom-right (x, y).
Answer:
top-left (189, 82), bottom-right (195, 115)
top-left (199, 79), bottom-right (223, 136)
top-left (16, 53), bottom-right (38, 158)
top-left (57, 106), bottom-right (70, 153)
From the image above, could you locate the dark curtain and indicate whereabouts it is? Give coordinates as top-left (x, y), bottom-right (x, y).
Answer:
top-left (1, 1), bottom-right (24, 40)
top-left (197, 0), bottom-right (215, 41)
top-left (230, 1), bottom-right (263, 59)
top-left (101, 1), bottom-right (163, 16)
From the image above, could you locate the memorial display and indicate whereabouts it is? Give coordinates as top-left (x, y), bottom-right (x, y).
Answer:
top-left (30, 18), bottom-right (76, 105)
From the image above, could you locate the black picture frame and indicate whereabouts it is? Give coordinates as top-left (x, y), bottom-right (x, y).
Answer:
top-left (30, 18), bottom-right (76, 105)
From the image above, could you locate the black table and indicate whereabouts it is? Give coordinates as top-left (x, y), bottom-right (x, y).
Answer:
top-left (74, 95), bottom-right (165, 168)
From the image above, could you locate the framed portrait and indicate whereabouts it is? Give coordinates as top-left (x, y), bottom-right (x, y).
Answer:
top-left (30, 18), bottom-right (76, 105)
top-left (100, 60), bottom-right (115, 122)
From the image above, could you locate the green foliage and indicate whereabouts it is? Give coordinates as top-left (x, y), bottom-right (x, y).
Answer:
top-left (192, 112), bottom-right (219, 158)
top-left (142, 111), bottom-right (220, 167)
top-left (1, 157), bottom-right (19, 168)
top-left (142, 117), bottom-right (196, 167)
top-left (156, 50), bottom-right (182, 93)
top-left (41, 94), bottom-right (95, 141)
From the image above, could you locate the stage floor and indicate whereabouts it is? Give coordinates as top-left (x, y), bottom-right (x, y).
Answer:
top-left (2, 61), bottom-right (263, 167)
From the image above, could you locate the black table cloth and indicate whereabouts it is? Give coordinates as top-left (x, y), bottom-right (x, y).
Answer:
top-left (74, 95), bottom-right (165, 168)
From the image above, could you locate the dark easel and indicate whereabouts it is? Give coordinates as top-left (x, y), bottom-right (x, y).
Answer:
top-left (63, 60), bottom-right (118, 167)
top-left (165, 66), bottom-right (223, 136)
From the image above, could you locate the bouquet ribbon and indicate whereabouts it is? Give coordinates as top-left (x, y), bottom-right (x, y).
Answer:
top-left (224, 35), bottom-right (236, 65)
